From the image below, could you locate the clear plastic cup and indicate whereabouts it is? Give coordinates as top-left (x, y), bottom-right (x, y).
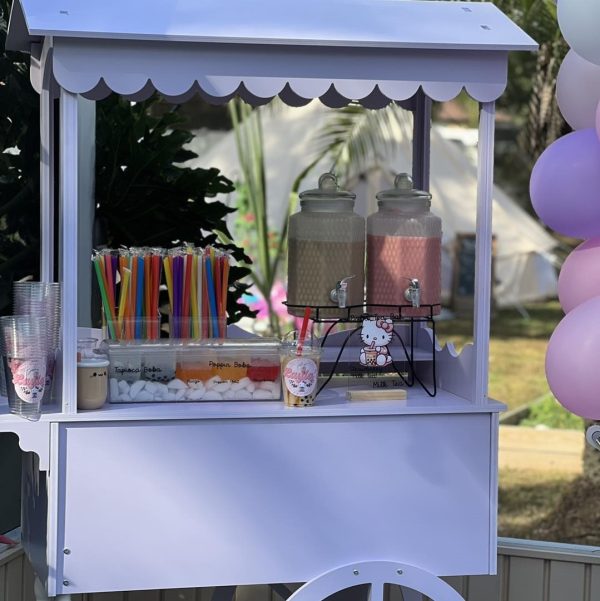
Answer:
top-left (169, 314), bottom-right (226, 339)
top-left (1, 316), bottom-right (51, 405)
top-left (0, 316), bottom-right (49, 355)
top-left (103, 307), bottom-right (161, 341)
top-left (2, 355), bottom-right (46, 421)
top-left (280, 330), bottom-right (322, 407)
top-left (13, 282), bottom-right (61, 352)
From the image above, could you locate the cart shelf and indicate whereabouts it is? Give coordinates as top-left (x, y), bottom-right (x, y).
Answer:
top-left (0, 388), bottom-right (505, 425)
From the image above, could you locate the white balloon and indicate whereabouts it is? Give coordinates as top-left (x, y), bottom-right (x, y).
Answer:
top-left (556, 50), bottom-right (600, 130)
top-left (558, 0), bottom-right (600, 66)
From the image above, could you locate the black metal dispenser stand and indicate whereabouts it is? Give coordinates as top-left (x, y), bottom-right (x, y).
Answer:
top-left (284, 302), bottom-right (440, 398)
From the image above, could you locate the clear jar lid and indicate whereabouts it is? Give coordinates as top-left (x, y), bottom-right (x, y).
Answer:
top-left (376, 173), bottom-right (431, 209)
top-left (299, 173), bottom-right (356, 211)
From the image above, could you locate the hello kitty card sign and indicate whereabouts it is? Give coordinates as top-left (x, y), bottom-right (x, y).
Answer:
top-left (9, 357), bottom-right (46, 403)
top-left (359, 318), bottom-right (394, 367)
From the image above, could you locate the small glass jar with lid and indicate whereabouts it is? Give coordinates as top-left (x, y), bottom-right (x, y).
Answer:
top-left (367, 173), bottom-right (442, 317)
top-left (287, 173), bottom-right (365, 318)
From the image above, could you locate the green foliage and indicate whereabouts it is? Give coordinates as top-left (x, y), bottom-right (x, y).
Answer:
top-left (228, 99), bottom-right (312, 335)
top-left (521, 394), bottom-right (584, 431)
top-left (315, 102), bottom-right (411, 184)
top-left (95, 96), bottom-right (255, 324)
top-left (0, 0), bottom-right (40, 312)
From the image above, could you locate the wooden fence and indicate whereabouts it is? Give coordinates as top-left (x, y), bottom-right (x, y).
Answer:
top-left (2, 538), bottom-right (600, 601)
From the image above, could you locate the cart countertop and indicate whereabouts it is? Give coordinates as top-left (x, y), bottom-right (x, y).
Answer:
top-left (0, 387), bottom-right (505, 426)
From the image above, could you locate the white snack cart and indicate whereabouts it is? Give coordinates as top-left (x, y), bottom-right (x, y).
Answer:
top-left (1, 1), bottom-right (536, 599)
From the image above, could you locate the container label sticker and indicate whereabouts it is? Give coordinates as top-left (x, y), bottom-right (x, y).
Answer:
top-left (283, 357), bottom-right (318, 397)
top-left (10, 358), bottom-right (46, 403)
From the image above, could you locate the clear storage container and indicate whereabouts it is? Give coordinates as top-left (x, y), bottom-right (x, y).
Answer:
top-left (104, 338), bottom-right (281, 403)
top-left (287, 173), bottom-right (365, 318)
top-left (367, 174), bottom-right (442, 317)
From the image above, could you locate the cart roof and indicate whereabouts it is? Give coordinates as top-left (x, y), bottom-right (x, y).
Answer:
top-left (7, 0), bottom-right (537, 105)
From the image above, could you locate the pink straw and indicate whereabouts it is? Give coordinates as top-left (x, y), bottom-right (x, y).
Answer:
top-left (296, 306), bottom-right (311, 356)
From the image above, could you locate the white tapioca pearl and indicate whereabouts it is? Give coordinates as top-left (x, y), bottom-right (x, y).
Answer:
top-left (167, 378), bottom-right (187, 390)
top-left (231, 377), bottom-right (251, 391)
top-left (129, 380), bottom-right (146, 398)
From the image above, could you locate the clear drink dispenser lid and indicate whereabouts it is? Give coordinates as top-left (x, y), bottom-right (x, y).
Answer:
top-left (376, 173), bottom-right (432, 205)
top-left (299, 173), bottom-right (356, 210)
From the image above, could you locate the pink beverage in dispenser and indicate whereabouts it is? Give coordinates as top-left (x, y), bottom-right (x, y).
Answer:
top-left (367, 174), bottom-right (442, 317)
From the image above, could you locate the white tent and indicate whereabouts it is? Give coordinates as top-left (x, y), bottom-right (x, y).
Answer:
top-left (187, 102), bottom-right (558, 307)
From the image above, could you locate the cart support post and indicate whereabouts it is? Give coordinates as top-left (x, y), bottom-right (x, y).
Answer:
top-left (473, 101), bottom-right (496, 404)
top-left (412, 90), bottom-right (432, 192)
top-left (40, 84), bottom-right (54, 282)
top-left (76, 98), bottom-right (96, 328)
top-left (59, 88), bottom-right (79, 414)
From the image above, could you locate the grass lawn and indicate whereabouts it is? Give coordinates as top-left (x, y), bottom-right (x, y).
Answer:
top-left (436, 300), bottom-right (563, 410)
top-left (498, 468), bottom-right (578, 540)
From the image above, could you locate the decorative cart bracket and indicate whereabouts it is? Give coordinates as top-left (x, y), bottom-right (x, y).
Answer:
top-left (284, 302), bottom-right (440, 398)
top-left (0, 421), bottom-right (51, 471)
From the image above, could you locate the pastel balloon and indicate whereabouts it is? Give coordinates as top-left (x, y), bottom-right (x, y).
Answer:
top-left (546, 296), bottom-right (600, 419)
top-left (597, 100), bottom-right (600, 139)
top-left (530, 129), bottom-right (600, 238)
top-left (558, 0), bottom-right (600, 66)
top-left (557, 50), bottom-right (600, 130)
top-left (558, 239), bottom-right (600, 312)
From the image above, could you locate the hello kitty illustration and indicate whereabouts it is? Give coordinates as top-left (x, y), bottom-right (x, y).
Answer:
top-left (359, 318), bottom-right (394, 367)
top-left (10, 359), bottom-right (46, 403)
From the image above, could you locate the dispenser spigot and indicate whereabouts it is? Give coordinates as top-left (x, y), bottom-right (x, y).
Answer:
top-left (404, 278), bottom-right (421, 308)
top-left (330, 276), bottom-right (355, 309)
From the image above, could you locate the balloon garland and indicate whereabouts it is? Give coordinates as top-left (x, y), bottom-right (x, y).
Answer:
top-left (530, 1), bottom-right (600, 430)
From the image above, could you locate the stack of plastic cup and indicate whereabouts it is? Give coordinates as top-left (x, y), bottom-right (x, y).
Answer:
top-left (0, 316), bottom-right (49, 421)
top-left (13, 282), bottom-right (61, 403)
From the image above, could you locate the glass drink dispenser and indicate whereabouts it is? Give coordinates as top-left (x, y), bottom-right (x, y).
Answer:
top-left (287, 173), bottom-right (365, 318)
top-left (367, 174), bottom-right (442, 317)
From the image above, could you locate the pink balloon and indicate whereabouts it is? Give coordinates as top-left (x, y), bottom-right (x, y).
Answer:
top-left (530, 129), bottom-right (600, 238)
top-left (597, 100), bottom-right (600, 139)
top-left (558, 239), bottom-right (600, 312)
top-left (546, 296), bottom-right (600, 419)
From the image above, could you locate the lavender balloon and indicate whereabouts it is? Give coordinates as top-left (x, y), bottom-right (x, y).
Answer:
top-left (546, 296), bottom-right (600, 420)
top-left (530, 129), bottom-right (600, 238)
top-left (558, 239), bottom-right (600, 313)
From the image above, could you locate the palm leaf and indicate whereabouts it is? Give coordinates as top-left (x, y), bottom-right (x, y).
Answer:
top-left (315, 102), bottom-right (412, 185)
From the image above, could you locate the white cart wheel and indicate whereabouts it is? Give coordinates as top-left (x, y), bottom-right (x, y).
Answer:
top-left (287, 561), bottom-right (464, 601)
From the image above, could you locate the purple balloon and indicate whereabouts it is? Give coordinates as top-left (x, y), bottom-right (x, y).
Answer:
top-left (558, 239), bottom-right (600, 313)
top-left (546, 295), bottom-right (600, 419)
top-left (530, 129), bottom-right (600, 238)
